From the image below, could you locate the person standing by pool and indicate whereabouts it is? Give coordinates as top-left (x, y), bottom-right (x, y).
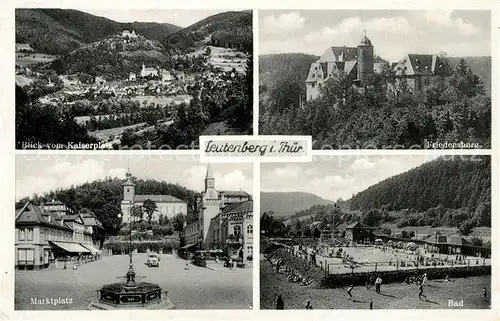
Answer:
top-left (418, 282), bottom-right (426, 300)
top-left (347, 284), bottom-right (354, 300)
top-left (276, 294), bottom-right (284, 309)
top-left (375, 276), bottom-right (382, 294)
top-left (305, 299), bottom-right (313, 309)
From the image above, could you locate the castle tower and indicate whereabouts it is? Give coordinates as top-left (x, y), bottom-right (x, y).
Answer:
top-left (199, 164), bottom-right (219, 248)
top-left (121, 168), bottom-right (136, 223)
top-left (357, 31), bottom-right (374, 83)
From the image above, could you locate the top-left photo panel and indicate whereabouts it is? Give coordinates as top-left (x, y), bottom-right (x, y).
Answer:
top-left (15, 8), bottom-right (253, 150)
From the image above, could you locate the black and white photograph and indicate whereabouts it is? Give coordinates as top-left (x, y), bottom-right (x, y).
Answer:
top-left (259, 10), bottom-right (491, 149)
top-left (15, 8), bottom-right (253, 150)
top-left (15, 155), bottom-right (254, 309)
top-left (260, 155), bottom-right (491, 309)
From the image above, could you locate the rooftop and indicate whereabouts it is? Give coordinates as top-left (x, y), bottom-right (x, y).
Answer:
top-left (134, 194), bottom-right (186, 203)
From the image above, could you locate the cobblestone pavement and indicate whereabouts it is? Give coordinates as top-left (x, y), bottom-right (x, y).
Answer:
top-left (15, 254), bottom-right (253, 310)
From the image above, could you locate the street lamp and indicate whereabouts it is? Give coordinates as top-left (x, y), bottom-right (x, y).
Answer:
top-left (126, 200), bottom-right (135, 284)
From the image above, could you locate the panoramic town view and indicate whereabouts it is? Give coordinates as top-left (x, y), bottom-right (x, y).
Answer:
top-left (15, 155), bottom-right (253, 309)
top-left (15, 9), bottom-right (253, 150)
top-left (259, 10), bottom-right (491, 149)
top-left (260, 155), bottom-right (491, 309)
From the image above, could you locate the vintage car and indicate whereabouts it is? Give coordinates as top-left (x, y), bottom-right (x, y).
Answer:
top-left (147, 252), bottom-right (160, 267)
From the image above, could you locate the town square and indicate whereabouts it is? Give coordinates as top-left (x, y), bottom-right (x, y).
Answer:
top-left (15, 155), bottom-right (254, 309)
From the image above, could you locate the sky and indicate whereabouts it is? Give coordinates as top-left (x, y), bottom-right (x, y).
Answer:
top-left (15, 155), bottom-right (253, 200)
top-left (259, 10), bottom-right (491, 62)
top-left (82, 9), bottom-right (229, 28)
top-left (261, 155), bottom-right (441, 201)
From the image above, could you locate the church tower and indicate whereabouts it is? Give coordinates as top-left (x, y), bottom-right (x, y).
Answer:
top-left (199, 164), bottom-right (220, 248)
top-left (357, 31), bottom-right (374, 83)
top-left (121, 168), bottom-right (135, 223)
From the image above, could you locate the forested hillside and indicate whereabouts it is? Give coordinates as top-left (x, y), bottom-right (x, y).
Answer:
top-left (163, 11), bottom-right (252, 54)
top-left (261, 157), bottom-right (491, 240)
top-left (49, 33), bottom-right (171, 78)
top-left (260, 191), bottom-right (332, 217)
top-left (448, 56), bottom-right (491, 96)
top-left (349, 156), bottom-right (490, 211)
top-left (259, 56), bottom-right (491, 149)
top-left (16, 177), bottom-right (200, 235)
top-left (16, 9), bottom-right (181, 55)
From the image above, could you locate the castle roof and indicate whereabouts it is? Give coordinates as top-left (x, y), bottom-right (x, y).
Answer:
top-left (134, 194), bottom-right (186, 203)
top-left (319, 46), bottom-right (357, 63)
top-left (393, 54), bottom-right (448, 76)
top-left (344, 60), bottom-right (358, 77)
top-left (359, 36), bottom-right (372, 46)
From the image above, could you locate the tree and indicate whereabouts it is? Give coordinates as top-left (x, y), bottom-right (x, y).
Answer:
top-left (172, 213), bottom-right (185, 232)
top-left (130, 205), bottom-right (144, 223)
top-left (292, 219), bottom-right (302, 232)
top-left (303, 226), bottom-right (312, 238)
top-left (361, 209), bottom-right (382, 227)
top-left (459, 219), bottom-right (475, 236)
top-left (142, 199), bottom-right (158, 224)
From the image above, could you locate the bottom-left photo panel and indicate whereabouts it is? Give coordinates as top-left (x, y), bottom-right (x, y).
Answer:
top-left (14, 154), bottom-right (254, 310)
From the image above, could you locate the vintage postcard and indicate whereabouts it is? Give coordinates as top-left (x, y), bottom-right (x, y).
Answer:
top-left (259, 10), bottom-right (491, 150)
top-left (260, 155), bottom-right (491, 309)
top-left (15, 8), bottom-right (253, 150)
top-left (14, 154), bottom-right (254, 309)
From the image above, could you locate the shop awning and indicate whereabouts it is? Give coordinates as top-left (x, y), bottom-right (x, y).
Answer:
top-left (179, 243), bottom-right (197, 250)
top-left (80, 244), bottom-right (101, 254)
top-left (50, 241), bottom-right (91, 253)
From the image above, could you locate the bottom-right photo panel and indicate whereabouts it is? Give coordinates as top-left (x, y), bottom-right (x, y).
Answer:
top-left (260, 155), bottom-right (491, 309)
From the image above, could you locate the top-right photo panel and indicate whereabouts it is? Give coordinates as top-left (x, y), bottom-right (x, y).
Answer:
top-left (259, 10), bottom-right (491, 149)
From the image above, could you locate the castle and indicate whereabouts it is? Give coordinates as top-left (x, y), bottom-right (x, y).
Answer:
top-left (182, 164), bottom-right (253, 262)
top-left (122, 30), bottom-right (138, 39)
top-left (121, 170), bottom-right (188, 223)
top-left (306, 33), bottom-right (449, 101)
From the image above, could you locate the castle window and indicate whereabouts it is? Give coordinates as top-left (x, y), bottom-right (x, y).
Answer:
top-left (127, 188), bottom-right (130, 193)
top-left (247, 224), bottom-right (253, 234)
top-left (311, 83), bottom-right (315, 88)
top-left (18, 229), bottom-right (25, 241)
top-left (27, 229), bottom-right (33, 241)
top-left (234, 225), bottom-right (242, 236)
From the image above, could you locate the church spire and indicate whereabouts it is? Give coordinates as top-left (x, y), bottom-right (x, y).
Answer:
top-left (206, 163), bottom-right (214, 179)
top-left (204, 163), bottom-right (216, 194)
